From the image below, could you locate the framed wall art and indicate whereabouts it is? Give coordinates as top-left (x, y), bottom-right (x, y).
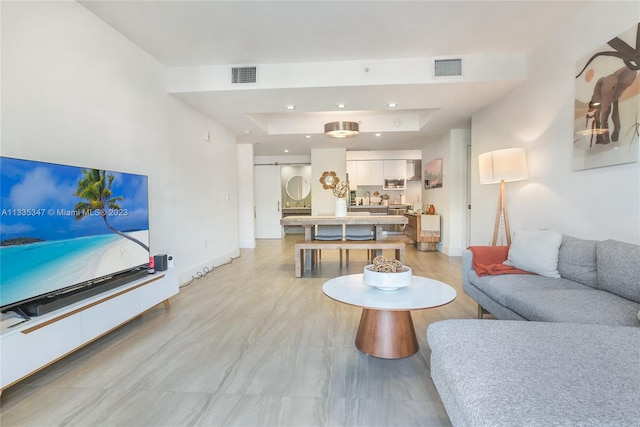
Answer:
top-left (424, 157), bottom-right (443, 189)
top-left (574, 22), bottom-right (639, 171)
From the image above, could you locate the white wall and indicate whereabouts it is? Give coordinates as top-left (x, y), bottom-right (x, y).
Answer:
top-left (237, 144), bottom-right (255, 248)
top-left (311, 148), bottom-right (346, 215)
top-left (253, 155), bottom-right (311, 167)
top-left (422, 129), bottom-right (470, 255)
top-left (167, 55), bottom-right (526, 94)
top-left (346, 150), bottom-right (421, 161)
top-left (470, 3), bottom-right (640, 245)
top-left (1, 1), bottom-right (240, 283)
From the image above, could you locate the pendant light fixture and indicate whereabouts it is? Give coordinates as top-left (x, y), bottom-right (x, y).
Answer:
top-left (324, 121), bottom-right (359, 138)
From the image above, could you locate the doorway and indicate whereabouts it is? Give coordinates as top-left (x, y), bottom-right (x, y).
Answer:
top-left (254, 165), bottom-right (283, 239)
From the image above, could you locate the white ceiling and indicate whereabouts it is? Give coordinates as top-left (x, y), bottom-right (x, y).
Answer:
top-left (79, 1), bottom-right (586, 156)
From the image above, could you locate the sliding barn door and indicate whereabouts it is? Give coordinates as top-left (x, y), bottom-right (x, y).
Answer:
top-left (254, 165), bottom-right (283, 239)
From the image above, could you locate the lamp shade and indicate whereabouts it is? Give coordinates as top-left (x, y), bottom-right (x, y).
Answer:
top-left (324, 121), bottom-right (359, 138)
top-left (479, 148), bottom-right (528, 184)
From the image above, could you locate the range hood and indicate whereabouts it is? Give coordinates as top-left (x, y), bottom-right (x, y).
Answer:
top-left (406, 160), bottom-right (422, 181)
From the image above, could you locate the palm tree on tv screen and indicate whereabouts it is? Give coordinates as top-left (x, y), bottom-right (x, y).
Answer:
top-left (73, 169), bottom-right (149, 251)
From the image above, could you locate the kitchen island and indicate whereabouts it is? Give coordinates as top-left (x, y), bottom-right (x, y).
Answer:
top-left (282, 207), bottom-right (312, 234)
top-left (404, 213), bottom-right (441, 251)
top-left (348, 204), bottom-right (409, 214)
top-left (349, 204), bottom-right (409, 232)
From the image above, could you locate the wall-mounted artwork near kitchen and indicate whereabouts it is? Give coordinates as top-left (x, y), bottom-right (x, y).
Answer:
top-left (574, 22), bottom-right (639, 171)
top-left (424, 157), bottom-right (443, 190)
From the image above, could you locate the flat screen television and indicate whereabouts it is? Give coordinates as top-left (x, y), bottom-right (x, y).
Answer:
top-left (0, 156), bottom-right (150, 316)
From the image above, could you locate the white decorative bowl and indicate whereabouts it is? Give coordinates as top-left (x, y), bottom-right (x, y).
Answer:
top-left (363, 265), bottom-right (413, 291)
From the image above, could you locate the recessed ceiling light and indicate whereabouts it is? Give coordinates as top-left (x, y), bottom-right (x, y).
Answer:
top-left (388, 102), bottom-right (398, 108)
top-left (305, 135), bottom-right (311, 139)
top-left (243, 130), bottom-right (252, 135)
top-left (375, 133), bottom-right (382, 137)
top-left (337, 103), bottom-right (346, 109)
top-left (284, 149), bottom-right (289, 153)
top-left (286, 105), bottom-right (295, 110)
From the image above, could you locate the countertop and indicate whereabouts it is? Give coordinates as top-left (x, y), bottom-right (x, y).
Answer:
top-left (349, 204), bottom-right (410, 209)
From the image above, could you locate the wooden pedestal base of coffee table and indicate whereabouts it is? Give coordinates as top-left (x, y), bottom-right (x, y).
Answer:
top-left (355, 309), bottom-right (418, 359)
top-left (322, 273), bottom-right (456, 360)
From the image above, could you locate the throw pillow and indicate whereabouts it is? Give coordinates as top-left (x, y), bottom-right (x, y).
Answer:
top-left (504, 230), bottom-right (563, 278)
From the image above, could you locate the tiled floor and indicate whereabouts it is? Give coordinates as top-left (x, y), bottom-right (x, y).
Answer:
top-left (0, 236), bottom-right (477, 426)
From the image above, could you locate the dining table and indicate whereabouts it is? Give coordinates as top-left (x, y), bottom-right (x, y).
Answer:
top-left (280, 214), bottom-right (408, 268)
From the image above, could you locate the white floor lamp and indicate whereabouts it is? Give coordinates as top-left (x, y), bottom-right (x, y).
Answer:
top-left (478, 148), bottom-right (528, 246)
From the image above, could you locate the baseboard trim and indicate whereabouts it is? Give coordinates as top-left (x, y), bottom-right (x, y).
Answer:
top-left (178, 249), bottom-right (240, 284)
top-left (239, 240), bottom-right (256, 248)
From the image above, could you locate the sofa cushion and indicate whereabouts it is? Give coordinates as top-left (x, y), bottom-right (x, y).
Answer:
top-left (468, 270), bottom-right (587, 306)
top-left (504, 230), bottom-right (563, 278)
top-left (505, 289), bottom-right (640, 326)
top-left (597, 240), bottom-right (640, 303)
top-left (557, 234), bottom-right (598, 288)
top-left (428, 320), bottom-right (640, 427)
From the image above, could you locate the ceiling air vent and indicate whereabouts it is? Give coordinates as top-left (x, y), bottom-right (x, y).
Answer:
top-left (231, 66), bottom-right (257, 84)
top-left (434, 58), bottom-right (462, 77)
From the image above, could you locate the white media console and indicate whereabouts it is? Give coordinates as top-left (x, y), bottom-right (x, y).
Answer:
top-left (0, 269), bottom-right (178, 393)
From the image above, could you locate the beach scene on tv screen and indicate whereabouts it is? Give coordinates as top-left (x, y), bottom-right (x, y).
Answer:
top-left (0, 157), bottom-right (150, 308)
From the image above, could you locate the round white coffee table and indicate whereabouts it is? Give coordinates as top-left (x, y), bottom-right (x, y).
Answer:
top-left (322, 273), bottom-right (456, 359)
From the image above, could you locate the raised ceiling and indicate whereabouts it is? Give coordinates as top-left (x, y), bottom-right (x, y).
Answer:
top-left (79, 1), bottom-right (585, 156)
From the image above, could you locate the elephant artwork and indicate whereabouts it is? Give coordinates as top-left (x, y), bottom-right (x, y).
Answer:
top-left (574, 22), bottom-right (640, 170)
top-left (589, 66), bottom-right (637, 145)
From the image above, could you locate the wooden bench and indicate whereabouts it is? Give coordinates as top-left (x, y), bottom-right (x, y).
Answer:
top-left (294, 241), bottom-right (405, 278)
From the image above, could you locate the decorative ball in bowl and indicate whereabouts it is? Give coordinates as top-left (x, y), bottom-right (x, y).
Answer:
top-left (363, 256), bottom-right (412, 291)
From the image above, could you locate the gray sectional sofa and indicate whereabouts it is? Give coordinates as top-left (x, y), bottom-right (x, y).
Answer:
top-left (427, 234), bottom-right (640, 426)
top-left (463, 235), bottom-right (640, 326)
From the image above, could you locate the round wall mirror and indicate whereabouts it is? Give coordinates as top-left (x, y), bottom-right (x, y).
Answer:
top-left (286, 175), bottom-right (311, 200)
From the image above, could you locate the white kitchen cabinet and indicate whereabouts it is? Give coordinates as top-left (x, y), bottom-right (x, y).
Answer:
top-left (346, 160), bottom-right (358, 188)
top-left (383, 160), bottom-right (406, 189)
top-left (384, 160), bottom-right (406, 180)
top-left (356, 160), bottom-right (369, 185)
top-left (349, 159), bottom-right (409, 187)
top-left (369, 161), bottom-right (384, 185)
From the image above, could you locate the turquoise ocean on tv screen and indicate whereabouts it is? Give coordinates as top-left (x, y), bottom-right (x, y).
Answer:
top-left (1, 234), bottom-right (124, 307)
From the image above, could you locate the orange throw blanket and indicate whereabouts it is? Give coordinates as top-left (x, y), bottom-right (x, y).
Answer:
top-left (468, 246), bottom-right (533, 276)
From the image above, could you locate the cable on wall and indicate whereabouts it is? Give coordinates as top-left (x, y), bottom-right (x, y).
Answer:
top-left (179, 254), bottom-right (241, 288)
